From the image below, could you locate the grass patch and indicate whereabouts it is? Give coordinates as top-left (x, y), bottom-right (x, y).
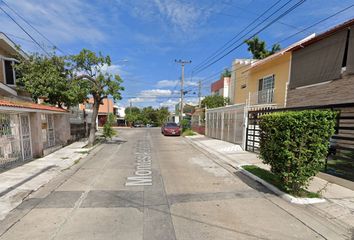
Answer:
top-left (242, 165), bottom-right (321, 198)
top-left (75, 150), bottom-right (89, 154)
top-left (74, 158), bottom-right (81, 165)
top-left (182, 129), bottom-right (196, 136)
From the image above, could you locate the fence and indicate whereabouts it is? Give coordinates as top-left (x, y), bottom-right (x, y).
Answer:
top-left (246, 103), bottom-right (354, 181)
top-left (191, 108), bottom-right (205, 135)
top-left (205, 104), bottom-right (246, 146)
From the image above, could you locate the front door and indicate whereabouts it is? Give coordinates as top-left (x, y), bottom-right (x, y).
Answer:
top-left (20, 114), bottom-right (32, 160)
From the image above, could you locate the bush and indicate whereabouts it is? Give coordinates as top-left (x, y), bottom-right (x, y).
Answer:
top-left (103, 113), bottom-right (116, 139)
top-left (180, 119), bottom-right (190, 131)
top-left (259, 110), bottom-right (337, 195)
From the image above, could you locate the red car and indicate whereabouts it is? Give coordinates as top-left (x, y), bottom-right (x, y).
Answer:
top-left (161, 122), bottom-right (181, 136)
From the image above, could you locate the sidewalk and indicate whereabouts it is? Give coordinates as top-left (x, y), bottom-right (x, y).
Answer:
top-left (185, 134), bottom-right (354, 229)
top-left (0, 140), bottom-right (95, 220)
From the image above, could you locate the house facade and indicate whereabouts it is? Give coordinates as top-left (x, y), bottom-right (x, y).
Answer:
top-left (233, 35), bottom-right (314, 107)
top-left (211, 76), bottom-right (231, 98)
top-left (80, 98), bottom-right (114, 126)
top-left (0, 33), bottom-right (71, 167)
top-left (286, 19), bottom-right (354, 107)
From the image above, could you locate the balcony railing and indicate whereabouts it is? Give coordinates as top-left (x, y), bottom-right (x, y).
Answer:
top-left (249, 88), bottom-right (275, 105)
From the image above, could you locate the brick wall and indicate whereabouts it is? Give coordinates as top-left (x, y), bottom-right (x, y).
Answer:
top-left (286, 74), bottom-right (354, 107)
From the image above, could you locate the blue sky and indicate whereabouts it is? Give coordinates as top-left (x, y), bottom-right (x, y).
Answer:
top-left (1, 0), bottom-right (353, 110)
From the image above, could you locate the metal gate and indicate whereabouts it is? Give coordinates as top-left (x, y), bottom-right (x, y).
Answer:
top-left (205, 104), bottom-right (246, 146)
top-left (20, 114), bottom-right (32, 160)
top-left (0, 113), bottom-right (22, 167)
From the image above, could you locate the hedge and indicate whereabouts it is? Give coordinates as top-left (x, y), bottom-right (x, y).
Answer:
top-left (259, 110), bottom-right (337, 195)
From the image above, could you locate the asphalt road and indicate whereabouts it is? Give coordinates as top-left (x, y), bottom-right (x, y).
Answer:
top-left (0, 128), bottom-right (349, 240)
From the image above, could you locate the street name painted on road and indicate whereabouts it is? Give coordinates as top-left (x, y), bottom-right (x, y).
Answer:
top-left (125, 140), bottom-right (152, 186)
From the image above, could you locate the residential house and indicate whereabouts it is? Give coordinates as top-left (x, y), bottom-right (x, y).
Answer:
top-left (80, 98), bottom-right (114, 126)
top-left (286, 19), bottom-right (354, 107)
top-left (114, 105), bottom-right (126, 126)
top-left (0, 33), bottom-right (71, 167)
top-left (211, 75), bottom-right (231, 98)
top-left (285, 19), bottom-right (354, 183)
top-left (230, 59), bottom-right (254, 104)
top-left (233, 35), bottom-right (314, 107)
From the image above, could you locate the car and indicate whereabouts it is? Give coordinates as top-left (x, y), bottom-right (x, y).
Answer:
top-left (161, 122), bottom-right (181, 136)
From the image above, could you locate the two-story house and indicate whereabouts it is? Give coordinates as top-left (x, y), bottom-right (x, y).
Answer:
top-left (0, 33), bottom-right (71, 167)
top-left (233, 35), bottom-right (315, 107)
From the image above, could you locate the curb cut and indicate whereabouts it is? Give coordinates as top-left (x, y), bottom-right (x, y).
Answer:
top-left (238, 164), bottom-right (326, 205)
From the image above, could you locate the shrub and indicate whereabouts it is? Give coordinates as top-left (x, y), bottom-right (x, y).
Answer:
top-left (259, 110), bottom-right (337, 195)
top-left (103, 113), bottom-right (116, 139)
top-left (103, 123), bottom-right (116, 139)
top-left (180, 119), bottom-right (190, 131)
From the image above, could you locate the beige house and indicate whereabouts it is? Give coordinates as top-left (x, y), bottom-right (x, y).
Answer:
top-left (0, 33), bottom-right (70, 167)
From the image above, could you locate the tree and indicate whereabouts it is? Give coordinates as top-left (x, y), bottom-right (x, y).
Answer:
top-left (125, 107), bottom-right (140, 126)
top-left (222, 68), bottom-right (231, 78)
top-left (156, 107), bottom-right (169, 126)
top-left (245, 36), bottom-right (281, 59)
top-left (70, 49), bottom-right (124, 147)
top-left (201, 95), bottom-right (230, 109)
top-left (15, 53), bottom-right (88, 108)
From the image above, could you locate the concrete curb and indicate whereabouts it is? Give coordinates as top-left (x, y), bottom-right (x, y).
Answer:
top-left (238, 164), bottom-right (326, 205)
top-left (185, 136), bottom-right (327, 205)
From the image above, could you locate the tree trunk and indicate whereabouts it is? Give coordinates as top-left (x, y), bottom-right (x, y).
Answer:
top-left (88, 98), bottom-right (99, 147)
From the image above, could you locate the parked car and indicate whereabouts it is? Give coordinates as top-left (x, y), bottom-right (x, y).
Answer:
top-left (161, 122), bottom-right (181, 136)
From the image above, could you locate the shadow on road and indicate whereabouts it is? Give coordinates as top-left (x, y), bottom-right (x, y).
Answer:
top-left (234, 171), bottom-right (273, 195)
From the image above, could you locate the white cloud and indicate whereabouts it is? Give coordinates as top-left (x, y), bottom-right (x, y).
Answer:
top-left (140, 89), bottom-right (173, 97)
top-left (0, 0), bottom-right (108, 53)
top-left (130, 97), bottom-right (156, 103)
top-left (160, 99), bottom-right (179, 107)
top-left (156, 80), bottom-right (199, 88)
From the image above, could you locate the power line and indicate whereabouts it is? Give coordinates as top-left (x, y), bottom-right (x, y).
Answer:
top-left (0, 5), bottom-right (50, 55)
top-left (193, 0), bottom-right (306, 74)
top-left (1, 0), bottom-right (66, 54)
top-left (1, 0), bottom-right (67, 55)
top-left (277, 4), bottom-right (354, 44)
top-left (183, 4), bottom-right (354, 94)
top-left (192, 0), bottom-right (285, 72)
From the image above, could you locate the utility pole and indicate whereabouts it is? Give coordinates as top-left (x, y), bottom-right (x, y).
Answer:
top-left (198, 80), bottom-right (202, 108)
top-left (175, 59), bottom-right (191, 123)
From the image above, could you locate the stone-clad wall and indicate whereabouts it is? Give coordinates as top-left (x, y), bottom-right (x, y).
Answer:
top-left (286, 74), bottom-right (354, 107)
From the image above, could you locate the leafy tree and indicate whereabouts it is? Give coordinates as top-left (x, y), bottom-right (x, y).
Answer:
top-left (245, 36), bottom-right (281, 59)
top-left (222, 68), bottom-right (231, 78)
top-left (125, 107), bottom-right (140, 115)
top-left (125, 107), bottom-right (140, 126)
top-left (15, 53), bottom-right (88, 108)
top-left (201, 95), bottom-right (230, 109)
top-left (124, 106), bottom-right (169, 126)
top-left (156, 107), bottom-right (169, 126)
top-left (70, 49), bottom-right (124, 147)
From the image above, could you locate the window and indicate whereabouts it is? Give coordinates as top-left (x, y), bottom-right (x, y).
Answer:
top-left (258, 75), bottom-right (275, 91)
top-left (4, 60), bottom-right (15, 85)
top-left (0, 114), bottom-right (12, 136)
top-left (258, 75), bottom-right (275, 104)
